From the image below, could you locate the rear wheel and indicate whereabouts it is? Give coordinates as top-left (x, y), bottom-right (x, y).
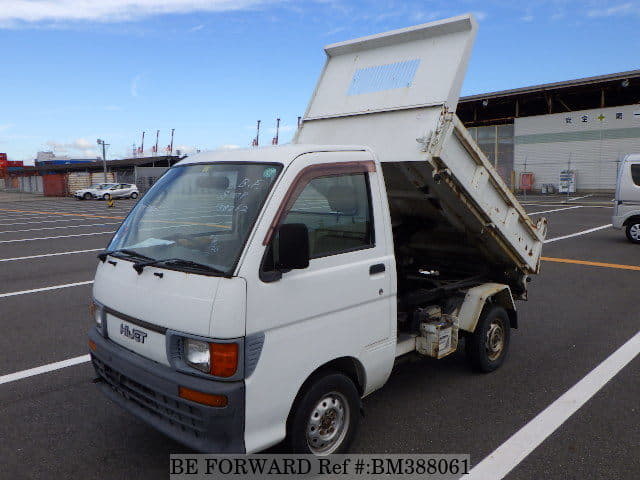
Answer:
top-left (83, 192), bottom-right (92, 200)
top-left (625, 221), bottom-right (640, 244)
top-left (286, 372), bottom-right (360, 455)
top-left (130, 192), bottom-right (139, 199)
top-left (466, 305), bottom-right (510, 372)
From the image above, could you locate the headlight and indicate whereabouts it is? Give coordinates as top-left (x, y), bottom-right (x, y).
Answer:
top-left (183, 338), bottom-right (239, 378)
top-left (185, 338), bottom-right (210, 373)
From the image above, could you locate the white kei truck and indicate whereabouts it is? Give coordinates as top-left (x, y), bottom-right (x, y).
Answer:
top-left (613, 154), bottom-right (640, 243)
top-left (88, 14), bottom-right (547, 455)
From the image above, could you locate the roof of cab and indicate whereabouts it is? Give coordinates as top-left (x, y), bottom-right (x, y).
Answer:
top-left (175, 144), bottom-right (371, 167)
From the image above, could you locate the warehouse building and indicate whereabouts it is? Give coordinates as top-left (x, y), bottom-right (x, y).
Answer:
top-left (0, 156), bottom-right (182, 196)
top-left (457, 69), bottom-right (640, 193)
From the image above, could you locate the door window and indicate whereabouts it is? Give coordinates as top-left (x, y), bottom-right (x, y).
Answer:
top-left (280, 173), bottom-right (374, 259)
top-left (631, 164), bottom-right (640, 186)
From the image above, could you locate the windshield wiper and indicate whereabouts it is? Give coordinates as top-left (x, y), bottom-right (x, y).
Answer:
top-left (98, 249), bottom-right (153, 263)
top-left (132, 257), bottom-right (225, 275)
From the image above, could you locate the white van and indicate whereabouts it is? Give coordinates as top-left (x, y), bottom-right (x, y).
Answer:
top-left (88, 15), bottom-right (547, 455)
top-left (613, 154), bottom-right (640, 243)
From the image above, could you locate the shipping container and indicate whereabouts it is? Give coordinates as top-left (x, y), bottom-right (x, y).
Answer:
top-left (43, 173), bottom-right (68, 196)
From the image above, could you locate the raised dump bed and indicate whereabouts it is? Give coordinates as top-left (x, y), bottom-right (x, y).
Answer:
top-left (295, 14), bottom-right (547, 298)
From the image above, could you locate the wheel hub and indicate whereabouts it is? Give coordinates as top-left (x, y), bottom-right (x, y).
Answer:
top-left (306, 392), bottom-right (349, 455)
top-left (485, 321), bottom-right (505, 361)
top-left (630, 224), bottom-right (640, 241)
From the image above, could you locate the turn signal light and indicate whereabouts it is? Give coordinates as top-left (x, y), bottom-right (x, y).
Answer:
top-left (210, 343), bottom-right (239, 378)
top-left (179, 387), bottom-right (228, 407)
top-left (88, 340), bottom-right (97, 352)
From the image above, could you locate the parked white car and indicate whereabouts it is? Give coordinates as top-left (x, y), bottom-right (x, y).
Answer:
top-left (100, 183), bottom-right (139, 200)
top-left (74, 183), bottom-right (119, 200)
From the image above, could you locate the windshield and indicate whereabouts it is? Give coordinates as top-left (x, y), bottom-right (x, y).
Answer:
top-left (107, 162), bottom-right (282, 275)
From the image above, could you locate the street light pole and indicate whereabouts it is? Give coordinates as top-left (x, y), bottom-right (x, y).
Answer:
top-left (97, 139), bottom-right (110, 183)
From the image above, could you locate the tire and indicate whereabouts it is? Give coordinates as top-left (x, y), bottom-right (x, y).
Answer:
top-left (130, 192), bottom-right (139, 199)
top-left (466, 305), bottom-right (511, 373)
top-left (102, 193), bottom-right (110, 201)
top-left (83, 192), bottom-right (92, 200)
top-left (286, 372), bottom-right (360, 455)
top-left (625, 221), bottom-right (640, 244)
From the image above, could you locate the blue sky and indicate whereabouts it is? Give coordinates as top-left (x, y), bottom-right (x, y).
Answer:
top-left (1, 0), bottom-right (638, 163)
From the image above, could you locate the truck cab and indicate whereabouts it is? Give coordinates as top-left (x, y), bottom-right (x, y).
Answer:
top-left (613, 154), bottom-right (640, 243)
top-left (88, 14), bottom-right (547, 455)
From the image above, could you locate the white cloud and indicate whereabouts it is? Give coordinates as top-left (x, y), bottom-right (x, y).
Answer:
top-left (324, 26), bottom-right (345, 36)
top-left (521, 14), bottom-right (534, 22)
top-left (473, 11), bottom-right (487, 21)
top-left (104, 105), bottom-right (122, 111)
top-left (130, 74), bottom-right (142, 97)
top-left (0, 123), bottom-right (14, 132)
top-left (189, 24), bottom-right (205, 31)
top-left (587, 2), bottom-right (638, 17)
top-left (174, 144), bottom-right (200, 155)
top-left (0, 1), bottom-right (278, 25)
top-left (45, 138), bottom-right (99, 158)
top-left (217, 144), bottom-right (241, 150)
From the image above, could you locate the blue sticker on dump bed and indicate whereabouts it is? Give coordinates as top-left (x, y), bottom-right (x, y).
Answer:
top-left (347, 59), bottom-right (420, 96)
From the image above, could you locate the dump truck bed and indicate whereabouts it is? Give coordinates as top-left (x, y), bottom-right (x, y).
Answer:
top-left (294, 14), bottom-right (546, 280)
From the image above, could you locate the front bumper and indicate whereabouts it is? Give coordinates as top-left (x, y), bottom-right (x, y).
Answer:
top-left (89, 328), bottom-right (245, 453)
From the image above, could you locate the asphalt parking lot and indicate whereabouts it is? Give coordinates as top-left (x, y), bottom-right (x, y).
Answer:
top-left (0, 193), bottom-right (638, 479)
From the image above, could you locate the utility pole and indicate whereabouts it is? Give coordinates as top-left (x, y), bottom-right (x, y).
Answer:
top-left (97, 139), bottom-right (109, 183)
top-left (252, 120), bottom-right (261, 147)
top-left (272, 118), bottom-right (280, 145)
top-left (169, 128), bottom-right (175, 156)
top-left (155, 130), bottom-right (159, 157)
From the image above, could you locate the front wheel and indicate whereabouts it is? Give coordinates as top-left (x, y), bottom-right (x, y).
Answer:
top-left (287, 372), bottom-right (360, 455)
top-left (466, 305), bottom-right (510, 372)
top-left (626, 222), bottom-right (640, 244)
top-left (130, 192), bottom-right (139, 199)
top-left (83, 192), bottom-right (92, 200)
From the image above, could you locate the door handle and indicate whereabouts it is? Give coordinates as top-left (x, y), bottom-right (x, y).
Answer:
top-left (369, 263), bottom-right (385, 275)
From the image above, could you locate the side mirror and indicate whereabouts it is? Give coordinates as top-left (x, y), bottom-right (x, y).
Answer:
top-left (277, 223), bottom-right (310, 271)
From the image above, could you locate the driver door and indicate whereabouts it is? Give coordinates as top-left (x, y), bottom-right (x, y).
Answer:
top-left (241, 152), bottom-right (396, 453)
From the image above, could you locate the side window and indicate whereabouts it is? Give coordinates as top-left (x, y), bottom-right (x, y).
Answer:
top-left (631, 164), bottom-right (640, 187)
top-left (282, 173), bottom-right (374, 258)
top-left (262, 172), bottom-right (375, 273)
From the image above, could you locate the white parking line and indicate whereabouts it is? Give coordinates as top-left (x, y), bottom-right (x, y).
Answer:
top-left (0, 249), bottom-right (102, 262)
top-left (0, 231), bottom-right (115, 243)
top-left (0, 218), bottom-right (111, 227)
top-left (528, 206), bottom-right (582, 215)
top-left (0, 355), bottom-right (91, 385)
top-left (0, 281), bottom-right (93, 298)
top-left (0, 223), bottom-right (120, 234)
top-left (465, 330), bottom-right (640, 480)
top-left (567, 194), bottom-right (592, 202)
top-left (544, 224), bottom-right (611, 243)
top-left (521, 203), bottom-right (611, 209)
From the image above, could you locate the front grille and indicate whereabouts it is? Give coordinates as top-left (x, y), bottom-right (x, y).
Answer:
top-left (93, 356), bottom-right (206, 439)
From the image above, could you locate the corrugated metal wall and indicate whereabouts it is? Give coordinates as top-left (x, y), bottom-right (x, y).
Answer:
top-left (515, 104), bottom-right (640, 192)
top-left (135, 166), bottom-right (169, 193)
